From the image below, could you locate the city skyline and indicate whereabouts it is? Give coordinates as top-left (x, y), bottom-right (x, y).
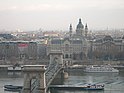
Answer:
top-left (0, 0), bottom-right (124, 31)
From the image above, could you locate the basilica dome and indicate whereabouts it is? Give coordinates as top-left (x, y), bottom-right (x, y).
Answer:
top-left (76, 18), bottom-right (84, 29)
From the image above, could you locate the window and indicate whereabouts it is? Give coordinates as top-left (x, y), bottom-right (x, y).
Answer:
top-left (65, 54), bottom-right (69, 58)
top-left (65, 44), bottom-right (69, 51)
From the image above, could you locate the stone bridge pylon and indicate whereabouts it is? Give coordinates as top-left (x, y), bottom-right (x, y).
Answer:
top-left (49, 50), bottom-right (63, 66)
top-left (22, 65), bottom-right (46, 93)
top-left (22, 50), bottom-right (63, 93)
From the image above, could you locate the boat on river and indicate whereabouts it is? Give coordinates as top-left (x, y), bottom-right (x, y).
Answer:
top-left (4, 85), bottom-right (22, 89)
top-left (4, 85), bottom-right (22, 92)
top-left (84, 84), bottom-right (104, 90)
top-left (49, 83), bottom-right (104, 90)
top-left (84, 65), bottom-right (119, 73)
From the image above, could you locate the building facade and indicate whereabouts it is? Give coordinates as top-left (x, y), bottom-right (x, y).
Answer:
top-left (0, 41), bottom-right (37, 61)
top-left (47, 19), bottom-right (89, 65)
top-left (92, 35), bottom-right (124, 61)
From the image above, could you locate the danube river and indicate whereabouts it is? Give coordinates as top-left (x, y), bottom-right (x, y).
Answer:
top-left (0, 69), bottom-right (124, 93)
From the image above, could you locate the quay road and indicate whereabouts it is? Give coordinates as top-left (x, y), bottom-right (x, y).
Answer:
top-left (0, 64), bottom-right (124, 71)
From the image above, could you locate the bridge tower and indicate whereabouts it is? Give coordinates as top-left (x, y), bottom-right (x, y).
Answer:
top-left (22, 65), bottom-right (46, 93)
top-left (22, 50), bottom-right (64, 93)
top-left (49, 50), bottom-right (63, 66)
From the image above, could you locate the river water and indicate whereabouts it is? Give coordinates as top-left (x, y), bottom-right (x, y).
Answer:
top-left (0, 69), bottom-right (124, 93)
top-left (51, 69), bottom-right (124, 93)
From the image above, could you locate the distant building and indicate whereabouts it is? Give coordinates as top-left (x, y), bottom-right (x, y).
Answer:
top-left (43, 31), bottom-right (60, 37)
top-left (47, 19), bottom-right (89, 65)
top-left (92, 35), bottom-right (124, 61)
top-left (37, 40), bottom-right (47, 60)
top-left (0, 34), bottom-right (15, 40)
top-left (69, 18), bottom-right (88, 38)
top-left (0, 41), bottom-right (37, 61)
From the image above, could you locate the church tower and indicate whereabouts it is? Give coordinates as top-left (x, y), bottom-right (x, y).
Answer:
top-left (69, 24), bottom-right (72, 37)
top-left (76, 18), bottom-right (84, 36)
top-left (85, 23), bottom-right (88, 37)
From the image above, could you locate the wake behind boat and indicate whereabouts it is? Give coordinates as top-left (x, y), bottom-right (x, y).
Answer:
top-left (84, 65), bottom-right (119, 73)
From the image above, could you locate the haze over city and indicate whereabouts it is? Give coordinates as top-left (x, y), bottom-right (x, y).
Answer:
top-left (1, 1), bottom-right (124, 93)
top-left (0, 0), bottom-right (124, 31)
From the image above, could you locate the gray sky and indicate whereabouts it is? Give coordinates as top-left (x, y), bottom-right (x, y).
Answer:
top-left (0, 0), bottom-right (124, 31)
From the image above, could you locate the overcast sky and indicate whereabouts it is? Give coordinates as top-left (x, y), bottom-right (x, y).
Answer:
top-left (0, 0), bottom-right (124, 31)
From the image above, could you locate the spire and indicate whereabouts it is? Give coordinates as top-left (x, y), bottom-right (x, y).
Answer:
top-left (85, 23), bottom-right (88, 37)
top-left (69, 24), bottom-right (72, 32)
top-left (79, 18), bottom-right (82, 24)
top-left (69, 24), bottom-right (72, 37)
top-left (85, 23), bottom-right (88, 30)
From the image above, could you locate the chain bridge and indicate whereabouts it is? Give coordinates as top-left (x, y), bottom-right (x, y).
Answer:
top-left (21, 50), bottom-right (64, 93)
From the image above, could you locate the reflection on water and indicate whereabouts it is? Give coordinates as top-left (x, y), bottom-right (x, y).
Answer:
top-left (7, 72), bottom-right (22, 78)
top-left (0, 71), bottom-right (23, 78)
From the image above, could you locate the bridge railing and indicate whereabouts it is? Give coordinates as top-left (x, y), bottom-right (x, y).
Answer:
top-left (24, 64), bottom-right (62, 93)
top-left (45, 63), bottom-right (62, 86)
top-left (30, 79), bottom-right (39, 93)
top-left (21, 64), bottom-right (62, 93)
top-left (21, 79), bottom-right (39, 93)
